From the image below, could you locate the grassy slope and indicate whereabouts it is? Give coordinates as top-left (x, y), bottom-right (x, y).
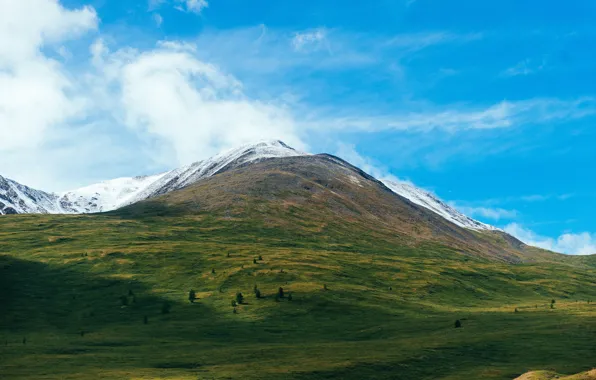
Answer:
top-left (1, 157), bottom-right (595, 379)
top-left (1, 212), bottom-right (595, 380)
top-left (515, 369), bottom-right (596, 380)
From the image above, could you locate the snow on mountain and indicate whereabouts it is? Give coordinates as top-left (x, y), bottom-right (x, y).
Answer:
top-left (124, 140), bottom-right (305, 205)
top-left (57, 174), bottom-right (168, 213)
top-left (0, 140), bottom-right (496, 232)
top-left (1, 140), bottom-right (305, 215)
top-left (382, 180), bottom-right (497, 231)
top-left (0, 175), bottom-right (61, 215)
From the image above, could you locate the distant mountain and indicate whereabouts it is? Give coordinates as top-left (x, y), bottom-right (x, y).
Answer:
top-left (0, 140), bottom-right (495, 232)
top-left (0, 175), bottom-right (62, 215)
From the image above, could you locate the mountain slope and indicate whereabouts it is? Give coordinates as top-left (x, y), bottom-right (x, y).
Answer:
top-left (115, 153), bottom-right (540, 263)
top-left (1, 161), bottom-right (595, 379)
top-left (0, 175), bottom-right (61, 215)
top-left (0, 141), bottom-right (498, 233)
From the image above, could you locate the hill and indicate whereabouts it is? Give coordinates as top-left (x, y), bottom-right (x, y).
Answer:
top-left (1, 154), bottom-right (595, 379)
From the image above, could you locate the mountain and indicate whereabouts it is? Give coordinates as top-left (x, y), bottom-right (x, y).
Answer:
top-left (2, 147), bottom-right (595, 379)
top-left (0, 175), bottom-right (62, 215)
top-left (1, 140), bottom-right (498, 233)
top-left (115, 153), bottom-right (538, 263)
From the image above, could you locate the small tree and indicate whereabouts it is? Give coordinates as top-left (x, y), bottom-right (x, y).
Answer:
top-left (253, 284), bottom-right (258, 294)
top-left (188, 289), bottom-right (196, 303)
top-left (255, 289), bottom-right (261, 299)
top-left (278, 287), bottom-right (285, 298)
top-left (323, 284), bottom-right (328, 291)
top-left (161, 302), bottom-right (171, 314)
top-left (231, 300), bottom-right (237, 307)
top-left (233, 307), bottom-right (237, 314)
top-left (514, 308), bottom-right (519, 313)
top-left (128, 289), bottom-right (135, 297)
top-left (455, 320), bottom-right (462, 328)
top-left (227, 252), bottom-right (231, 258)
top-left (288, 293), bottom-right (293, 301)
top-left (236, 292), bottom-right (244, 305)
top-left (211, 268), bottom-right (216, 274)
top-left (550, 303), bottom-right (555, 309)
top-left (253, 258), bottom-right (257, 264)
top-left (551, 299), bottom-right (556, 305)
top-left (258, 255), bottom-right (263, 261)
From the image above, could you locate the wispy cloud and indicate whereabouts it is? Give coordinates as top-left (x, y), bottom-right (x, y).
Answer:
top-left (153, 13), bottom-right (163, 27)
top-left (292, 28), bottom-right (329, 52)
top-left (520, 193), bottom-right (574, 202)
top-left (504, 223), bottom-right (596, 255)
top-left (335, 143), bottom-right (400, 183)
top-left (454, 193), bottom-right (575, 207)
top-left (501, 58), bottom-right (546, 77)
top-left (451, 205), bottom-right (518, 220)
top-left (307, 97), bottom-right (596, 132)
top-left (384, 31), bottom-right (483, 51)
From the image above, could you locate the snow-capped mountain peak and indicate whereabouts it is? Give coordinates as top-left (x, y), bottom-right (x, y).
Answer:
top-left (0, 140), bottom-right (495, 232)
top-left (55, 140), bottom-right (305, 214)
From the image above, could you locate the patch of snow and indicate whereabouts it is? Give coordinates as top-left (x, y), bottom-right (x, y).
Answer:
top-left (347, 175), bottom-right (362, 186)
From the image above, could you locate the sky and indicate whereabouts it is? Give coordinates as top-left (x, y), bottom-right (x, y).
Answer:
top-left (1, 0), bottom-right (595, 255)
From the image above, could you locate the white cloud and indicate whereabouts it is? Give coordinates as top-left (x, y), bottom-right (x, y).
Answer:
top-left (504, 223), bottom-right (596, 256)
top-left (183, 0), bottom-right (208, 13)
top-left (453, 205), bottom-right (518, 220)
top-left (0, 1), bottom-right (303, 190)
top-left (0, 0), bottom-right (97, 153)
top-left (292, 28), bottom-right (329, 52)
top-left (96, 40), bottom-right (304, 166)
top-left (150, 0), bottom-right (208, 14)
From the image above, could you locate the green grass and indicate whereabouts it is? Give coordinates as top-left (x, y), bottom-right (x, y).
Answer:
top-left (1, 212), bottom-right (595, 379)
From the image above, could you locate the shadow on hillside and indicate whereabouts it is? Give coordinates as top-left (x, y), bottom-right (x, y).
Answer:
top-left (0, 255), bottom-right (186, 334)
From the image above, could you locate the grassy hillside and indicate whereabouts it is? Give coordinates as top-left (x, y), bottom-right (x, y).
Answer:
top-left (515, 369), bottom-right (596, 380)
top-left (1, 157), bottom-right (595, 379)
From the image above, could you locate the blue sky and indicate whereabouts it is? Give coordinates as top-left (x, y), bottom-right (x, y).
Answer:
top-left (1, 0), bottom-right (595, 254)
